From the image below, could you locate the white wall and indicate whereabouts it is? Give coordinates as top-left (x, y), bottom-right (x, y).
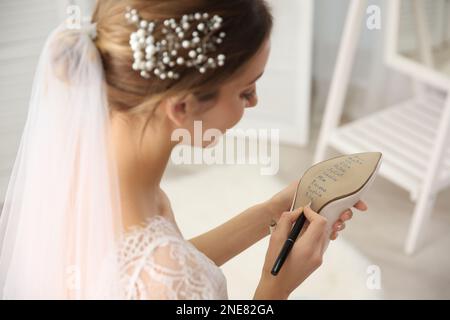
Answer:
top-left (0, 0), bottom-right (64, 200)
top-left (234, 0), bottom-right (313, 146)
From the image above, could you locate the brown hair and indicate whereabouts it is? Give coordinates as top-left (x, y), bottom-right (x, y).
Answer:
top-left (91, 0), bottom-right (273, 142)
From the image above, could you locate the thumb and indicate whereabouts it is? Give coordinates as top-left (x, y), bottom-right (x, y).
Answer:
top-left (275, 206), bottom-right (304, 237)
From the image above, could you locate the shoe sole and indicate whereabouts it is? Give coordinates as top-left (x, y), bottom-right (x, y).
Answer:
top-left (290, 152), bottom-right (383, 237)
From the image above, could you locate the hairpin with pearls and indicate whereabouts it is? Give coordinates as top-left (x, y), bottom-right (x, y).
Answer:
top-left (124, 7), bottom-right (227, 80)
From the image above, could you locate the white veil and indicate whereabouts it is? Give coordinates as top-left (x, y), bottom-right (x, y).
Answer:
top-left (0, 21), bottom-right (125, 299)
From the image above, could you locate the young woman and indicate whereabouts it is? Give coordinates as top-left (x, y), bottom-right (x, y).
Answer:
top-left (0, 0), bottom-right (367, 299)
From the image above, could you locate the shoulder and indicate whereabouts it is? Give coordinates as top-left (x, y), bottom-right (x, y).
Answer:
top-left (117, 218), bottom-right (212, 299)
top-left (117, 215), bottom-right (181, 264)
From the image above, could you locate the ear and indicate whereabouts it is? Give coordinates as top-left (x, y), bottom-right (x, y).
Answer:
top-left (164, 94), bottom-right (198, 127)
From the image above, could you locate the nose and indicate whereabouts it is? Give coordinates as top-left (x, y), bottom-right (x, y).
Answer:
top-left (245, 97), bottom-right (258, 108)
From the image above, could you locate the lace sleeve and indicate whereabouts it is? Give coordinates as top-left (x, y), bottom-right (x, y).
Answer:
top-left (119, 216), bottom-right (228, 300)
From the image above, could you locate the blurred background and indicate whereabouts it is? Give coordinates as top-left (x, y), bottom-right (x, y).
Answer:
top-left (0, 0), bottom-right (449, 299)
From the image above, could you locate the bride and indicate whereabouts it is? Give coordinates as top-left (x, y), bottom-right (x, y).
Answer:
top-left (0, 0), bottom-right (367, 299)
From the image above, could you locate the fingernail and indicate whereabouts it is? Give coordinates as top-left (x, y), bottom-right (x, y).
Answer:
top-left (305, 200), bottom-right (312, 208)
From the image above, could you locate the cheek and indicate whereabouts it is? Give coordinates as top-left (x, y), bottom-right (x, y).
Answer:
top-left (199, 97), bottom-right (245, 136)
top-left (191, 99), bottom-right (245, 148)
top-left (220, 97), bottom-right (245, 130)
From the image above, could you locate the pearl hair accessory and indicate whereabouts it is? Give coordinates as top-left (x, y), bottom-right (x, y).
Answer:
top-left (124, 7), bottom-right (227, 80)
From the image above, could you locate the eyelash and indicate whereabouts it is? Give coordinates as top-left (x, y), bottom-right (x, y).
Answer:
top-left (241, 89), bottom-right (256, 101)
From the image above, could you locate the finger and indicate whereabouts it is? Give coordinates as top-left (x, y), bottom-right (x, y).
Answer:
top-left (301, 205), bottom-right (328, 242)
top-left (330, 230), bottom-right (337, 240)
top-left (288, 206), bottom-right (305, 224)
top-left (299, 220), bottom-right (310, 237)
top-left (340, 209), bottom-right (353, 221)
top-left (274, 206), bottom-right (304, 237)
top-left (333, 219), bottom-right (344, 231)
top-left (335, 222), bottom-right (345, 231)
top-left (354, 200), bottom-right (368, 211)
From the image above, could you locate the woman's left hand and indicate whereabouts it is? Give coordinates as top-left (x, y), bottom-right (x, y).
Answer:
top-left (265, 179), bottom-right (368, 240)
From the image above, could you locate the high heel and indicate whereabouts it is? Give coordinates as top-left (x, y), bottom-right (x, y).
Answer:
top-left (290, 152), bottom-right (382, 236)
top-left (271, 152), bottom-right (382, 275)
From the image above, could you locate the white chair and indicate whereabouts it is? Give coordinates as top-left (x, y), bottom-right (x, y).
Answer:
top-left (313, 0), bottom-right (450, 255)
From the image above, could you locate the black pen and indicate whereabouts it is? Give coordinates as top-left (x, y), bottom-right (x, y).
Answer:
top-left (270, 201), bottom-right (311, 276)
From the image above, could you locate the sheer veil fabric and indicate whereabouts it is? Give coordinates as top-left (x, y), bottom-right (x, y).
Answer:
top-left (0, 21), bottom-right (125, 299)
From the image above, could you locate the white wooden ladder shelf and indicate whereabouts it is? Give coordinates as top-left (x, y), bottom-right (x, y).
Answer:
top-left (313, 0), bottom-right (450, 255)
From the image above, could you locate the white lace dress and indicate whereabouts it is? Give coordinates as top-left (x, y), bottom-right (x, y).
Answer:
top-left (117, 215), bottom-right (228, 299)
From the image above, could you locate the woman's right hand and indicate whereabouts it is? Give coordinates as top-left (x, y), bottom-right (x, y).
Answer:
top-left (254, 205), bottom-right (329, 299)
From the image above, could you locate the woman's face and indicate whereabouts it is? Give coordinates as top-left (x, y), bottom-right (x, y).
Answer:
top-left (166, 37), bottom-right (271, 148)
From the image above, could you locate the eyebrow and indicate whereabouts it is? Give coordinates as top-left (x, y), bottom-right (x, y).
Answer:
top-left (246, 71), bottom-right (264, 86)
